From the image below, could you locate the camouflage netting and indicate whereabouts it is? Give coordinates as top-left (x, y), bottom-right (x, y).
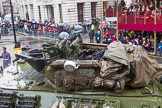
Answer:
top-left (93, 41), bottom-right (162, 89)
top-left (54, 68), bottom-right (96, 91)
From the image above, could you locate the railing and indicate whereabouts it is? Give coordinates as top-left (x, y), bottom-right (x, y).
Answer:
top-left (106, 9), bottom-right (162, 31)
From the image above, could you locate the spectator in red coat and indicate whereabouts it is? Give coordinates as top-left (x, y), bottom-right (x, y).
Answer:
top-left (104, 28), bottom-right (110, 38)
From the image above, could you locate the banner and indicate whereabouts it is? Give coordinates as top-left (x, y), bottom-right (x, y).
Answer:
top-left (118, 24), bottom-right (162, 32)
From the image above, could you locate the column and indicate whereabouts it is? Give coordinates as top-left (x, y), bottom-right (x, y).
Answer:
top-left (28, 4), bottom-right (34, 20)
top-left (40, 5), bottom-right (47, 21)
top-left (54, 4), bottom-right (60, 24)
top-left (96, 1), bottom-right (103, 20)
top-left (52, 5), bottom-right (55, 22)
top-left (63, 2), bottom-right (78, 25)
top-left (0, 1), bottom-right (4, 15)
top-left (20, 6), bottom-right (24, 20)
top-left (31, 0), bottom-right (37, 21)
top-left (44, 6), bottom-right (48, 20)
top-left (40, 5), bottom-right (47, 22)
top-left (30, 5), bottom-right (34, 20)
top-left (84, 2), bottom-right (91, 22)
top-left (33, 4), bottom-right (39, 21)
top-left (46, 6), bottom-right (50, 20)
top-left (23, 5), bottom-right (27, 20)
top-left (21, 5), bottom-right (25, 19)
top-left (28, 4), bottom-right (31, 20)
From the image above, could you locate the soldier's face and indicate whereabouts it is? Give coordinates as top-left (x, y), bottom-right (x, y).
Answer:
top-left (3, 49), bottom-right (6, 52)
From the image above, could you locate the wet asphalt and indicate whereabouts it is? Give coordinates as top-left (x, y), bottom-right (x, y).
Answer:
top-left (0, 33), bottom-right (59, 108)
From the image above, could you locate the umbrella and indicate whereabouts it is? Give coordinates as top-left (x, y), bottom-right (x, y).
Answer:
top-left (63, 22), bottom-right (70, 27)
top-left (59, 32), bottom-right (70, 39)
top-left (50, 24), bottom-right (55, 27)
top-left (74, 25), bottom-right (83, 31)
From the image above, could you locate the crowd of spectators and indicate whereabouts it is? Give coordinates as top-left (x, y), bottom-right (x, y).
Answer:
top-left (119, 30), bottom-right (154, 52)
top-left (109, 0), bottom-right (162, 17)
top-left (86, 21), bottom-right (162, 55)
top-left (16, 18), bottom-right (162, 55)
top-left (1, 13), bottom-right (162, 56)
top-left (100, 29), bottom-right (162, 55)
top-left (22, 18), bottom-right (59, 37)
top-left (0, 17), bottom-right (85, 37)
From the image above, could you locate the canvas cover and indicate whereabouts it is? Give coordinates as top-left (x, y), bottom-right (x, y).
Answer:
top-left (100, 41), bottom-right (162, 88)
top-left (52, 41), bottom-right (162, 90)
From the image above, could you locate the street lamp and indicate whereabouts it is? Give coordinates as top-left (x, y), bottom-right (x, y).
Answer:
top-left (116, 0), bottom-right (119, 41)
top-left (9, 0), bottom-right (17, 47)
top-left (100, 0), bottom-right (103, 43)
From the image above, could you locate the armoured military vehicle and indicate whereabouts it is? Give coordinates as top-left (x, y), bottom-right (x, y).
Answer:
top-left (14, 32), bottom-right (162, 108)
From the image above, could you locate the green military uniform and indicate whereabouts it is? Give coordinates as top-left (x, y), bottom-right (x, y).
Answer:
top-left (65, 38), bottom-right (80, 59)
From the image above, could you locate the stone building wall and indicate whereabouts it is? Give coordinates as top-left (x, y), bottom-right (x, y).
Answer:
top-left (18, 0), bottom-right (117, 25)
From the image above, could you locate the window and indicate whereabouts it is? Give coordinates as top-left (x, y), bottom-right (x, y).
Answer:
top-left (59, 4), bottom-right (63, 22)
top-left (91, 2), bottom-right (97, 18)
top-left (77, 3), bottom-right (84, 23)
top-left (38, 6), bottom-right (41, 20)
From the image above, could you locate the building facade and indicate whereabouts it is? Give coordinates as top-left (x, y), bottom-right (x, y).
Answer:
top-left (0, 1), bottom-right (3, 16)
top-left (1, 0), bottom-right (10, 15)
top-left (18, 0), bottom-right (119, 25)
top-left (0, 0), bottom-right (20, 17)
